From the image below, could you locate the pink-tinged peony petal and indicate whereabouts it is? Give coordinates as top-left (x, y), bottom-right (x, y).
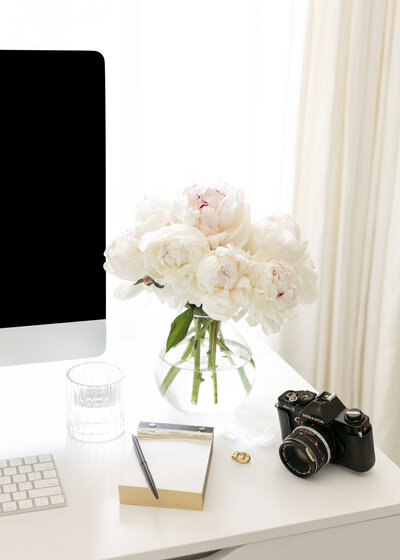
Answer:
top-left (200, 206), bottom-right (219, 236)
top-left (177, 180), bottom-right (251, 248)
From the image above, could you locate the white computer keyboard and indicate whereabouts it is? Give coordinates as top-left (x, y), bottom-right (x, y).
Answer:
top-left (0, 453), bottom-right (66, 516)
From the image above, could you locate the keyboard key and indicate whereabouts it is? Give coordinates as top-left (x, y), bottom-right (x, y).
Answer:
top-left (23, 456), bottom-right (38, 465)
top-left (29, 486), bottom-right (61, 499)
top-left (43, 469), bottom-right (57, 479)
top-left (9, 458), bottom-right (23, 467)
top-left (2, 501), bottom-right (17, 512)
top-left (0, 460), bottom-right (8, 469)
top-left (50, 494), bottom-right (65, 505)
top-left (18, 499), bottom-right (33, 510)
top-left (19, 481), bottom-right (33, 491)
top-left (34, 478), bottom-right (59, 489)
top-left (18, 465), bottom-right (33, 474)
top-left (3, 467), bottom-right (17, 476)
top-left (3, 484), bottom-right (17, 493)
top-left (12, 491), bottom-right (27, 501)
top-left (34, 497), bottom-right (49, 507)
top-left (0, 476), bottom-right (11, 485)
top-left (38, 455), bottom-right (52, 463)
top-left (0, 494), bottom-right (11, 503)
top-left (33, 462), bottom-right (54, 472)
top-left (13, 474), bottom-right (27, 483)
top-left (28, 472), bottom-right (42, 481)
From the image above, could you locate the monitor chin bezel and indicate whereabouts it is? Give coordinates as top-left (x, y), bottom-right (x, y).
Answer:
top-left (0, 319), bottom-right (106, 367)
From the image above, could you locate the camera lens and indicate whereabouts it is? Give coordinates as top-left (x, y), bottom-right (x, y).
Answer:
top-left (293, 447), bottom-right (308, 462)
top-left (279, 426), bottom-right (331, 478)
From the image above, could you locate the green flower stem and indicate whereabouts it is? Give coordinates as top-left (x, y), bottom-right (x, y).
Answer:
top-left (217, 331), bottom-right (230, 353)
top-left (217, 333), bottom-right (253, 394)
top-left (159, 364), bottom-right (181, 395)
top-left (191, 317), bottom-right (203, 404)
top-left (160, 320), bottom-right (211, 397)
top-left (237, 366), bottom-right (253, 394)
top-left (208, 320), bottom-right (220, 404)
top-left (159, 335), bottom-right (195, 395)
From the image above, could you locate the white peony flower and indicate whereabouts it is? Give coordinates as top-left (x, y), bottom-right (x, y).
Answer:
top-left (173, 179), bottom-right (251, 249)
top-left (139, 224), bottom-right (209, 290)
top-left (194, 246), bottom-right (251, 321)
top-left (293, 251), bottom-right (318, 304)
top-left (247, 259), bottom-right (299, 335)
top-left (271, 263), bottom-right (298, 304)
top-left (133, 194), bottom-right (177, 237)
top-left (103, 228), bottom-right (144, 282)
top-left (247, 214), bottom-right (307, 264)
top-left (103, 182), bottom-right (318, 334)
top-left (247, 253), bottom-right (317, 335)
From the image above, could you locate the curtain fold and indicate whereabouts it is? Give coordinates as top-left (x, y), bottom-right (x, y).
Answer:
top-left (277, 0), bottom-right (400, 464)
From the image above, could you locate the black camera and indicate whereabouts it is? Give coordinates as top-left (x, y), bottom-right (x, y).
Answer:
top-left (276, 390), bottom-right (375, 478)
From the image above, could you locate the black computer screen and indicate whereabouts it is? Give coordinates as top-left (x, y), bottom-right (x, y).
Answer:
top-left (0, 50), bottom-right (106, 328)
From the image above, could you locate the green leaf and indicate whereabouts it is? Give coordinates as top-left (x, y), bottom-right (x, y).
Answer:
top-left (134, 278), bottom-right (144, 285)
top-left (166, 309), bottom-right (194, 353)
top-left (185, 303), bottom-right (207, 316)
top-left (192, 306), bottom-right (208, 317)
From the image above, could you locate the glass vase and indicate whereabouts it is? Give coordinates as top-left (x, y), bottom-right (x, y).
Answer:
top-left (155, 314), bottom-right (255, 414)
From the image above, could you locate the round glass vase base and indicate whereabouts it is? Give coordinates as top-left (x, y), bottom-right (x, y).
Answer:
top-left (155, 318), bottom-right (256, 415)
top-left (156, 367), bottom-right (255, 414)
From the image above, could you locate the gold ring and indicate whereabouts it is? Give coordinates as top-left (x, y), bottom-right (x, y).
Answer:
top-left (231, 451), bottom-right (251, 464)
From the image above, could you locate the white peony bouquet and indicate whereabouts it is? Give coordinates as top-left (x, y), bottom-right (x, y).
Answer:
top-left (104, 179), bottom-right (317, 406)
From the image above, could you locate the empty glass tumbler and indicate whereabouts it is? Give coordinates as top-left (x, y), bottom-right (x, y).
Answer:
top-left (66, 361), bottom-right (124, 442)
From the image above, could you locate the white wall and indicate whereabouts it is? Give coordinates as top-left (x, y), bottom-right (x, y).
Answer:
top-left (0, 0), bottom-right (305, 343)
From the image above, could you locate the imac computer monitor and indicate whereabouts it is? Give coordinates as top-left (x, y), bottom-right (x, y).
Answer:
top-left (0, 50), bottom-right (106, 366)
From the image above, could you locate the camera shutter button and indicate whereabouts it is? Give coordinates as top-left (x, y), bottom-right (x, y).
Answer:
top-left (345, 408), bottom-right (363, 423)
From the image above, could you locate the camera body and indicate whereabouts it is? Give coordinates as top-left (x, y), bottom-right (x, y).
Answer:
top-left (276, 389), bottom-right (375, 477)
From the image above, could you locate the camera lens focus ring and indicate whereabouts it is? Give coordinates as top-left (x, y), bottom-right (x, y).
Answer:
top-left (279, 425), bottom-right (332, 478)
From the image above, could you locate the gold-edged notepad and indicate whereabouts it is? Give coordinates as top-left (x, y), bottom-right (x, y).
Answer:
top-left (119, 421), bottom-right (214, 511)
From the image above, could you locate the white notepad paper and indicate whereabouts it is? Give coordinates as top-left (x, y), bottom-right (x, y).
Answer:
top-left (119, 422), bottom-right (214, 510)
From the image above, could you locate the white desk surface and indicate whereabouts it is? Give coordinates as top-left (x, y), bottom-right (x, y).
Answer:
top-left (1, 329), bottom-right (400, 560)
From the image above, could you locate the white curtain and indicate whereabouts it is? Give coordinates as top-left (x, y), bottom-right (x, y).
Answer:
top-left (277, 0), bottom-right (400, 465)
